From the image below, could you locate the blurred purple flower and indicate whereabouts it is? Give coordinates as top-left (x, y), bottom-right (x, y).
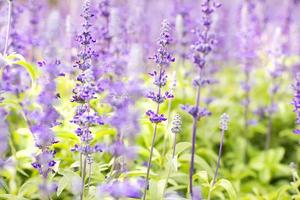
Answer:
top-left (97, 178), bottom-right (145, 199)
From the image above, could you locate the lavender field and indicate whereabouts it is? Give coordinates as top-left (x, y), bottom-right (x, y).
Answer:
top-left (0, 0), bottom-right (300, 199)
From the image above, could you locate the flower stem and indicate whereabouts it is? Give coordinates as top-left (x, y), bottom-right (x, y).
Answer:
top-left (162, 98), bottom-right (173, 159)
top-left (172, 134), bottom-right (177, 158)
top-left (243, 70), bottom-right (250, 163)
top-left (80, 153), bottom-right (83, 176)
top-left (163, 134), bottom-right (177, 195)
top-left (189, 85), bottom-right (201, 196)
top-left (143, 66), bottom-right (163, 200)
top-left (143, 122), bottom-right (158, 200)
top-left (265, 90), bottom-right (275, 150)
top-left (208, 129), bottom-right (225, 200)
top-left (87, 155), bottom-right (92, 196)
top-left (3, 0), bottom-right (12, 56)
top-left (80, 154), bottom-right (87, 200)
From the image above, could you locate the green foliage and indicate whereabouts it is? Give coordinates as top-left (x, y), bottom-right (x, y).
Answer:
top-left (1, 54), bottom-right (300, 199)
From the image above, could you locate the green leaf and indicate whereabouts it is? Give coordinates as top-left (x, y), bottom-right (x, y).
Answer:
top-left (175, 142), bottom-right (192, 155)
top-left (213, 179), bottom-right (237, 200)
top-left (179, 154), bottom-right (214, 176)
top-left (0, 194), bottom-right (29, 200)
top-left (14, 60), bottom-right (39, 82)
top-left (18, 177), bottom-right (39, 197)
top-left (57, 169), bottom-right (81, 196)
top-left (149, 179), bottom-right (165, 200)
top-left (57, 175), bottom-right (70, 197)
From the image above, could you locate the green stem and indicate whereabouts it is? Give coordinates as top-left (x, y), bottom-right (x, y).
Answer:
top-left (189, 85), bottom-right (201, 196)
top-left (86, 155), bottom-right (92, 196)
top-left (162, 99), bottom-right (173, 159)
top-left (163, 134), bottom-right (177, 195)
top-left (143, 123), bottom-right (158, 200)
top-left (80, 154), bottom-right (87, 200)
top-left (208, 129), bottom-right (225, 200)
top-left (265, 84), bottom-right (275, 150)
top-left (143, 65), bottom-right (163, 200)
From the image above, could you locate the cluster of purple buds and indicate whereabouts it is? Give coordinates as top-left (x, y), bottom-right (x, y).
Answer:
top-left (220, 113), bottom-right (229, 131)
top-left (191, 0), bottom-right (221, 70)
top-left (94, 0), bottom-right (111, 73)
top-left (146, 110), bottom-right (167, 124)
top-left (182, 105), bottom-right (211, 120)
top-left (182, 0), bottom-right (220, 120)
top-left (98, 0), bottom-right (110, 18)
top-left (32, 150), bottom-right (56, 178)
top-left (71, 0), bottom-right (103, 155)
top-left (174, 1), bottom-right (193, 60)
top-left (27, 0), bottom-right (43, 49)
top-left (171, 113), bottom-right (182, 134)
top-left (31, 126), bottom-right (58, 149)
top-left (150, 20), bottom-right (175, 66)
top-left (27, 60), bottom-right (61, 178)
top-left (146, 20), bottom-right (175, 124)
top-left (8, 2), bottom-right (26, 55)
top-left (292, 73), bottom-right (300, 134)
top-left (71, 144), bottom-right (102, 154)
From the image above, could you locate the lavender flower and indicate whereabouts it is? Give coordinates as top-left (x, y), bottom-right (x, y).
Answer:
top-left (27, 0), bottom-right (43, 61)
top-left (220, 113), bottom-right (229, 131)
top-left (93, 0), bottom-right (111, 78)
top-left (70, 2), bottom-right (103, 199)
top-left (1, 1), bottom-right (30, 95)
top-left (24, 60), bottom-right (61, 199)
top-left (171, 113), bottom-right (182, 135)
top-left (264, 28), bottom-right (285, 149)
top-left (32, 150), bottom-right (57, 178)
top-left (292, 73), bottom-right (300, 134)
top-left (173, 1), bottom-right (193, 61)
top-left (105, 80), bottom-right (142, 175)
top-left (164, 114), bottom-right (182, 195)
top-left (208, 113), bottom-right (229, 200)
top-left (8, 1), bottom-right (26, 55)
top-left (239, 0), bottom-right (258, 133)
top-left (192, 186), bottom-right (203, 200)
top-left (3, 0), bottom-right (12, 56)
top-left (71, 1), bottom-right (103, 151)
top-left (143, 19), bottom-right (175, 200)
top-left (97, 179), bottom-right (145, 199)
top-left (183, 0), bottom-right (220, 196)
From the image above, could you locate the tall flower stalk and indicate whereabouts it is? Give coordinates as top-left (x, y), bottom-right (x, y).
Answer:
top-left (265, 28), bottom-right (284, 149)
top-left (292, 73), bottom-right (300, 135)
top-left (164, 113), bottom-right (182, 195)
top-left (182, 0), bottom-right (220, 196)
top-left (240, 0), bottom-right (257, 135)
top-left (3, 0), bottom-right (12, 56)
top-left (163, 72), bottom-right (177, 157)
top-left (1, 0), bottom-right (29, 96)
top-left (25, 60), bottom-right (62, 199)
top-left (143, 19), bottom-right (175, 200)
top-left (208, 113), bottom-right (229, 200)
top-left (70, 1), bottom-right (103, 199)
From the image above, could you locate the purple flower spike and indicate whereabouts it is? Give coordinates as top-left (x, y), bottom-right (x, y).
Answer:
top-left (292, 73), bottom-right (300, 134)
top-left (71, 0), bottom-right (103, 156)
top-left (143, 19), bottom-right (175, 200)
